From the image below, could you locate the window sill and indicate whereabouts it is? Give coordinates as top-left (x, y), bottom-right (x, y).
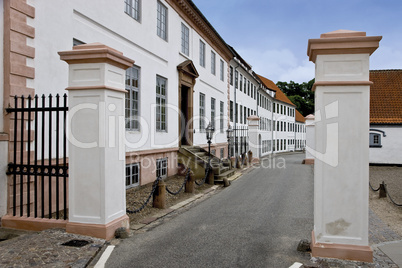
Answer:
top-left (179, 51), bottom-right (190, 60)
top-left (370, 145), bottom-right (382, 148)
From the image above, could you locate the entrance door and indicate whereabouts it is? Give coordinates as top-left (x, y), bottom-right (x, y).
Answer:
top-left (177, 60), bottom-right (198, 147)
top-left (180, 85), bottom-right (191, 146)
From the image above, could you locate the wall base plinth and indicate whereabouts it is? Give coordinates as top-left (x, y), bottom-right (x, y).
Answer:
top-left (1, 215), bottom-right (68, 231)
top-left (311, 231), bottom-right (373, 263)
top-left (66, 215), bottom-right (129, 240)
top-left (302, 158), bottom-right (314, 165)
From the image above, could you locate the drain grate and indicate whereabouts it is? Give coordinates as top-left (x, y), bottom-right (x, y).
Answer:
top-left (61, 239), bottom-right (91, 248)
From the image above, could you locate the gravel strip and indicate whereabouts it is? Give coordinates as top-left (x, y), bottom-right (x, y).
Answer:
top-left (369, 165), bottom-right (402, 237)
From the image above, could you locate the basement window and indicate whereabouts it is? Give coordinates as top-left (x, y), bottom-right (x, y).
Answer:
top-left (126, 163), bottom-right (140, 189)
top-left (156, 158), bottom-right (168, 179)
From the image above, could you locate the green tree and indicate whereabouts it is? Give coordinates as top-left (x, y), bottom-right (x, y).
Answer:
top-left (276, 79), bottom-right (315, 116)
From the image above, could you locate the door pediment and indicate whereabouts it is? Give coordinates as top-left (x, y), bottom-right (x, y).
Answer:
top-left (177, 60), bottom-right (199, 81)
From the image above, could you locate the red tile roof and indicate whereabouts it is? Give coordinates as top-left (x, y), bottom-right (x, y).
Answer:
top-left (257, 74), bottom-right (295, 107)
top-left (295, 109), bottom-right (306, 123)
top-left (256, 74), bottom-right (277, 92)
top-left (370, 70), bottom-right (402, 124)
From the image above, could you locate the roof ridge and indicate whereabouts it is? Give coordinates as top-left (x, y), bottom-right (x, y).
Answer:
top-left (370, 69), bottom-right (402, 72)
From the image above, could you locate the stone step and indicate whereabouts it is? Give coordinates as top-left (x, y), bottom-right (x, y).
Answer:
top-left (214, 169), bottom-right (236, 181)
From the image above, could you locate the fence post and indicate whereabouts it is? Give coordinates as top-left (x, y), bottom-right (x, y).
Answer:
top-left (59, 43), bottom-right (134, 240)
top-left (308, 30), bottom-right (381, 262)
top-left (247, 115), bottom-right (259, 163)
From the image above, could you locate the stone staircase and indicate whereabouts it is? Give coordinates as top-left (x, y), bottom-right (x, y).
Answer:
top-left (178, 146), bottom-right (235, 183)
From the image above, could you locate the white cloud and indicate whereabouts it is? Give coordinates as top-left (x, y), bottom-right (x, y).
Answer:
top-left (237, 48), bottom-right (315, 83)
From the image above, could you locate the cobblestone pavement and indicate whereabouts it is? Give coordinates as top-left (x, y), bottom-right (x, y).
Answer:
top-left (0, 228), bottom-right (105, 267)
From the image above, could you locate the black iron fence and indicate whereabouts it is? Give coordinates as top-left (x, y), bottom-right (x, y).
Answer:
top-left (6, 94), bottom-right (68, 220)
top-left (230, 126), bottom-right (248, 157)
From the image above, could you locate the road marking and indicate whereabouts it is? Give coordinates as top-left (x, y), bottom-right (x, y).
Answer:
top-left (94, 245), bottom-right (115, 268)
top-left (289, 262), bottom-right (303, 268)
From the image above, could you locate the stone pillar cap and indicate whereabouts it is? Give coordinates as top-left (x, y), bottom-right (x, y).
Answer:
top-left (247, 115), bottom-right (260, 121)
top-left (307, 30), bottom-right (382, 63)
top-left (59, 42), bottom-right (134, 69)
top-left (305, 114), bottom-right (315, 120)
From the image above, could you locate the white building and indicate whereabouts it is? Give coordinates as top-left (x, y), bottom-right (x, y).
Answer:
top-left (257, 75), bottom-right (305, 154)
top-left (0, 0), bottom-right (307, 224)
top-left (369, 69), bottom-right (402, 165)
top-left (227, 46), bottom-right (259, 157)
top-left (1, 0), bottom-right (235, 189)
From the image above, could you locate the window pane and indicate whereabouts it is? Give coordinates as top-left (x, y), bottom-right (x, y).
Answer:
top-left (211, 51), bottom-right (216, 75)
top-left (125, 66), bottom-right (140, 130)
top-left (157, 1), bottom-right (167, 40)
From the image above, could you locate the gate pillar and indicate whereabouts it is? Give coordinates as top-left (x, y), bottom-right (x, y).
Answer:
top-left (303, 114), bottom-right (315, 165)
top-left (307, 30), bottom-right (381, 262)
top-left (59, 43), bottom-right (134, 240)
top-left (247, 115), bottom-right (259, 163)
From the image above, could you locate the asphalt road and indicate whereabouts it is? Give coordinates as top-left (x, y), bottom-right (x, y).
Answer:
top-left (107, 153), bottom-right (314, 267)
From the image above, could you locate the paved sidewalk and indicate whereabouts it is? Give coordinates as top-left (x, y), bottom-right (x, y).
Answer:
top-left (0, 228), bottom-right (105, 267)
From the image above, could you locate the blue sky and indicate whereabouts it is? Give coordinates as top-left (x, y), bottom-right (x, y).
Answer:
top-left (192, 0), bottom-right (402, 83)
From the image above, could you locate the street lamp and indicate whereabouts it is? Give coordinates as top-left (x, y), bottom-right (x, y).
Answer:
top-left (226, 126), bottom-right (233, 159)
top-left (206, 123), bottom-right (214, 158)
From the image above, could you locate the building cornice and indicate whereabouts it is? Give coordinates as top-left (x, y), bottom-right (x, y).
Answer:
top-left (166, 0), bottom-right (233, 62)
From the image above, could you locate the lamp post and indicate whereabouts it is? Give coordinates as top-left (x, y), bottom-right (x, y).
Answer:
top-left (205, 123), bottom-right (214, 159)
top-left (226, 126), bottom-right (233, 159)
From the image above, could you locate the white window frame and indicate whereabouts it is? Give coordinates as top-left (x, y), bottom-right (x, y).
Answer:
top-left (199, 40), bottom-right (205, 67)
top-left (157, 1), bottom-right (168, 41)
top-left (126, 162), bottom-right (140, 189)
top-left (125, 66), bottom-right (140, 130)
top-left (220, 101), bottom-right (224, 133)
top-left (211, 97), bottom-right (216, 129)
top-left (156, 158), bottom-right (168, 179)
top-left (211, 51), bottom-right (216, 75)
top-left (200, 93), bottom-right (205, 131)
top-left (156, 76), bottom-right (167, 132)
top-left (370, 133), bottom-right (382, 148)
top-left (125, 0), bottom-right (141, 21)
top-left (181, 23), bottom-right (189, 56)
top-left (220, 60), bottom-right (224, 81)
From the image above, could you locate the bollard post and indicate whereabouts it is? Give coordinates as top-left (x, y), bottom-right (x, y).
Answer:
top-left (207, 168), bottom-right (215, 185)
top-left (379, 182), bottom-right (386, 198)
top-left (153, 180), bottom-right (166, 209)
top-left (185, 172), bottom-right (195, 193)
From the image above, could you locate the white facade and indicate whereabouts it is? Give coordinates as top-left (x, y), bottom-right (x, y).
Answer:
top-left (1, 0), bottom-right (306, 193)
top-left (228, 57), bottom-right (259, 156)
top-left (369, 125), bottom-right (402, 165)
top-left (24, 0), bottom-right (233, 185)
top-left (257, 88), bottom-right (274, 157)
top-left (273, 102), bottom-right (297, 152)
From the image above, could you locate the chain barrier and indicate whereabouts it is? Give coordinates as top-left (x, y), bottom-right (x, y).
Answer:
top-left (383, 183), bottom-right (402, 207)
top-left (369, 181), bottom-right (402, 207)
top-left (369, 181), bottom-right (380, 192)
top-left (195, 164), bottom-right (210, 186)
top-left (166, 168), bottom-right (191, 195)
top-left (127, 176), bottom-right (162, 214)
